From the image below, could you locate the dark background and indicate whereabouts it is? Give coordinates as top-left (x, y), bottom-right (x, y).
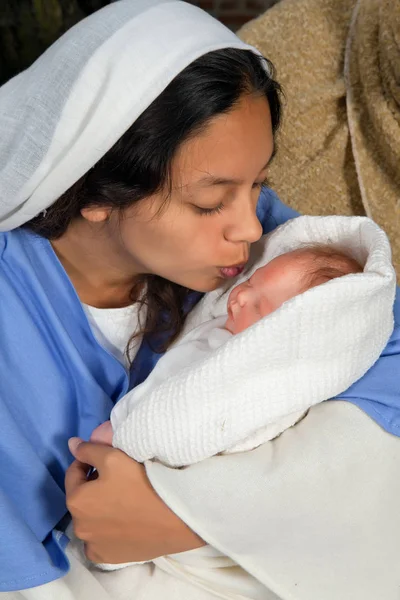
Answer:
top-left (0, 0), bottom-right (279, 85)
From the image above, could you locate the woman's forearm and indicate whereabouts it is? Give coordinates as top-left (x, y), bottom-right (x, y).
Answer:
top-left (65, 439), bottom-right (204, 565)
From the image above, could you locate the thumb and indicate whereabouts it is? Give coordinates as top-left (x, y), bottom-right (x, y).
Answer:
top-left (65, 439), bottom-right (118, 497)
top-left (67, 438), bottom-right (120, 473)
top-left (68, 437), bottom-right (84, 458)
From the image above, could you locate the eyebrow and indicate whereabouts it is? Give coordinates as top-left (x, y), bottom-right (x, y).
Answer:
top-left (196, 148), bottom-right (276, 188)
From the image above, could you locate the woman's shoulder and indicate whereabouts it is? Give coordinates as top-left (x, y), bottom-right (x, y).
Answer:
top-left (0, 229), bottom-right (9, 260)
top-left (394, 287), bottom-right (400, 327)
top-left (0, 230), bottom-right (20, 277)
top-left (257, 187), bottom-right (299, 234)
top-left (0, 230), bottom-right (49, 306)
top-left (0, 228), bottom-right (41, 265)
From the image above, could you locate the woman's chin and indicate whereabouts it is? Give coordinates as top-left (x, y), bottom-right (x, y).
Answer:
top-left (187, 276), bottom-right (227, 294)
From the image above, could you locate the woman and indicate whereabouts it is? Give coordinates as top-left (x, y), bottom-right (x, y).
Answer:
top-left (1, 1), bottom-right (399, 599)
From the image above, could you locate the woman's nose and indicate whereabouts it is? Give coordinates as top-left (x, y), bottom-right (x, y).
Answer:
top-left (224, 195), bottom-right (263, 244)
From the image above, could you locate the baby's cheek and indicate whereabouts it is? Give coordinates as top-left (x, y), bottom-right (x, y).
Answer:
top-left (234, 305), bottom-right (260, 334)
top-left (259, 296), bottom-right (274, 318)
top-left (246, 307), bottom-right (263, 328)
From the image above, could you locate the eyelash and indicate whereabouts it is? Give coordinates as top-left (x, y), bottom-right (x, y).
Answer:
top-left (196, 202), bottom-right (225, 216)
top-left (196, 182), bottom-right (264, 216)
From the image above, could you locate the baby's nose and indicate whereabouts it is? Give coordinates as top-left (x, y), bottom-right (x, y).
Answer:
top-left (229, 299), bottom-right (241, 319)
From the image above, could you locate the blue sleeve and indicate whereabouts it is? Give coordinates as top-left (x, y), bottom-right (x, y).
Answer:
top-left (337, 289), bottom-right (400, 436)
top-left (256, 186), bottom-right (299, 234)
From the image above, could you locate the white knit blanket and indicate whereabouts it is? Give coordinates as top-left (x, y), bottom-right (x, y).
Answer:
top-left (112, 216), bottom-right (396, 467)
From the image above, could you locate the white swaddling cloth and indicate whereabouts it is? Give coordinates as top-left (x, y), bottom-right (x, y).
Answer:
top-left (111, 215), bottom-right (396, 467)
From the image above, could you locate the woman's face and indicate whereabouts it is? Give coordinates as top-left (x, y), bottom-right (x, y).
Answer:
top-left (86, 93), bottom-right (274, 293)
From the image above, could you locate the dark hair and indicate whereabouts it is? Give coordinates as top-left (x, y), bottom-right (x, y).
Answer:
top-left (23, 48), bottom-right (282, 356)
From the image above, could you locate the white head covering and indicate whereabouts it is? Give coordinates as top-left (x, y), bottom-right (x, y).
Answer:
top-left (0, 0), bottom-right (261, 231)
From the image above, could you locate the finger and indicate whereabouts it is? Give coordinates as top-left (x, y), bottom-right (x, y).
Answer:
top-left (87, 469), bottom-right (99, 482)
top-left (68, 436), bottom-right (84, 457)
top-left (68, 439), bottom-right (121, 474)
top-left (84, 542), bottom-right (103, 563)
top-left (65, 458), bottom-right (92, 497)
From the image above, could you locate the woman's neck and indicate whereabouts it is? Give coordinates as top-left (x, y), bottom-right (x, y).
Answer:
top-left (51, 220), bottom-right (142, 308)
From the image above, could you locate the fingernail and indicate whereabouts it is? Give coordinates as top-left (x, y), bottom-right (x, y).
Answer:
top-left (68, 437), bottom-right (83, 454)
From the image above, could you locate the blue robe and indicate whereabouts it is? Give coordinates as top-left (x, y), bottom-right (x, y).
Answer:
top-left (0, 188), bottom-right (399, 591)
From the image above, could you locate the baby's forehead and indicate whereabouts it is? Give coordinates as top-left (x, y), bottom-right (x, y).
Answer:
top-left (274, 249), bottom-right (320, 270)
top-left (261, 250), bottom-right (307, 273)
top-left (282, 248), bottom-right (315, 262)
top-left (252, 250), bottom-right (314, 287)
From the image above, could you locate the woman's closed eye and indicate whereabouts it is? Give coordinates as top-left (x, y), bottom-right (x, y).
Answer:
top-left (194, 180), bottom-right (265, 215)
top-left (194, 202), bottom-right (225, 216)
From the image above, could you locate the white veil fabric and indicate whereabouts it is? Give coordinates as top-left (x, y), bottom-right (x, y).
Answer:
top-left (0, 0), bottom-right (260, 231)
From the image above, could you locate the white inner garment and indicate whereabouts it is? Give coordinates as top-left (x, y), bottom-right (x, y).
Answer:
top-left (83, 303), bottom-right (145, 369)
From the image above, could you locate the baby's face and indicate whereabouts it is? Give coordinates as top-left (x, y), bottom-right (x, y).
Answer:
top-left (225, 252), bottom-right (304, 335)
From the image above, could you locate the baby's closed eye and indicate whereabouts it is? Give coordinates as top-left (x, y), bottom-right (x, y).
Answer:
top-left (253, 302), bottom-right (262, 315)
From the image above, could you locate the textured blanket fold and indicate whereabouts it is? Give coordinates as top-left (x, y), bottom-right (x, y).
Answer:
top-left (112, 216), bottom-right (395, 467)
top-left (238, 0), bottom-right (400, 276)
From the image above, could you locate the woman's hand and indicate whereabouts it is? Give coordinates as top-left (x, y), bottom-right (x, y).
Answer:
top-left (65, 438), bottom-right (205, 564)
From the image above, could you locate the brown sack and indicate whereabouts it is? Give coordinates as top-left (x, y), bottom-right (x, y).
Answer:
top-left (239, 0), bottom-right (400, 274)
